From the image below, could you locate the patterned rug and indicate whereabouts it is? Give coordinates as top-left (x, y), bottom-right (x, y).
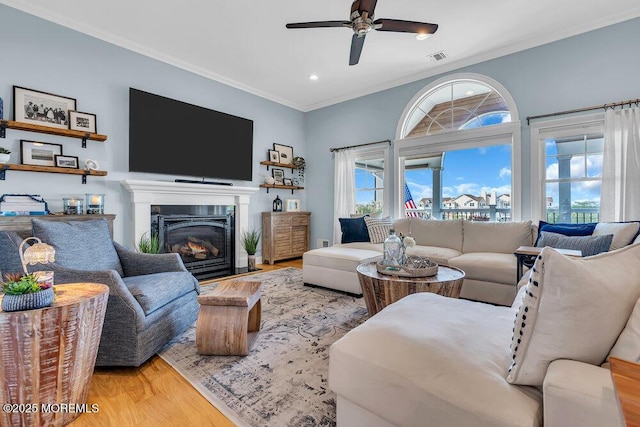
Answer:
top-left (158, 268), bottom-right (368, 427)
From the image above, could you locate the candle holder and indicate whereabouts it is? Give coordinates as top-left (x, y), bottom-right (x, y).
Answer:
top-left (62, 197), bottom-right (84, 215)
top-left (85, 193), bottom-right (105, 215)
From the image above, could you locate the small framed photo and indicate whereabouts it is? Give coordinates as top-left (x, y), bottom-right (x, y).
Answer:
top-left (283, 178), bottom-right (293, 186)
top-left (20, 140), bottom-right (63, 167)
top-left (285, 199), bottom-right (301, 212)
top-left (68, 110), bottom-right (97, 133)
top-left (268, 149), bottom-right (280, 163)
top-left (272, 168), bottom-right (285, 184)
top-left (273, 143), bottom-right (293, 165)
top-left (54, 154), bottom-right (79, 169)
top-left (13, 86), bottom-right (76, 129)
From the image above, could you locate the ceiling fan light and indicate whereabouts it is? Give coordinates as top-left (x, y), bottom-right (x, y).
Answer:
top-left (416, 33), bottom-right (430, 40)
top-left (309, 74), bottom-right (319, 81)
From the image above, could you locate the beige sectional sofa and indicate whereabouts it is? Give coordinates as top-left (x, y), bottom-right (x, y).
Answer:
top-left (304, 218), bottom-right (536, 306)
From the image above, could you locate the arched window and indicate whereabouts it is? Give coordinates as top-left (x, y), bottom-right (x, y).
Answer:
top-left (394, 74), bottom-right (521, 221)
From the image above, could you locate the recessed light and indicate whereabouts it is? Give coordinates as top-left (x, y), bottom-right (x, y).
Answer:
top-left (309, 74), bottom-right (319, 81)
top-left (415, 33), bottom-right (430, 40)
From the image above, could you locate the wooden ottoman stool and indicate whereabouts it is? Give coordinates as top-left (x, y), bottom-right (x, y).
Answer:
top-left (196, 280), bottom-right (262, 356)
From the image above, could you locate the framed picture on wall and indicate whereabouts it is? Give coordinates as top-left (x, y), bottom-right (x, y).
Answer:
top-left (54, 155), bottom-right (79, 169)
top-left (273, 143), bottom-right (293, 165)
top-left (272, 168), bottom-right (285, 184)
top-left (268, 149), bottom-right (280, 163)
top-left (285, 199), bottom-right (301, 212)
top-left (13, 86), bottom-right (76, 130)
top-left (21, 140), bottom-right (63, 167)
top-left (68, 110), bottom-right (97, 133)
top-left (283, 178), bottom-right (293, 186)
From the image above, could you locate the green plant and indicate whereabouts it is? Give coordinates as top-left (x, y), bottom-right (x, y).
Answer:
top-left (0, 147), bottom-right (10, 154)
top-left (293, 156), bottom-right (305, 183)
top-left (2, 273), bottom-right (49, 295)
top-left (138, 231), bottom-right (161, 254)
top-left (240, 229), bottom-right (261, 255)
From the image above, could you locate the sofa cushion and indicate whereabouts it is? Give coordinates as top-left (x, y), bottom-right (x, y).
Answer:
top-left (405, 245), bottom-right (462, 266)
top-left (303, 245), bottom-right (382, 272)
top-left (448, 252), bottom-right (517, 285)
top-left (364, 216), bottom-right (393, 244)
top-left (339, 216), bottom-right (370, 244)
top-left (535, 231), bottom-right (613, 257)
top-left (534, 221), bottom-right (596, 244)
top-left (462, 220), bottom-right (533, 254)
top-left (330, 293), bottom-right (542, 427)
top-left (0, 231), bottom-right (27, 276)
top-left (395, 218), bottom-right (464, 252)
top-left (593, 221), bottom-right (640, 250)
top-left (607, 289), bottom-right (640, 363)
top-left (506, 244), bottom-right (640, 386)
top-left (32, 218), bottom-right (124, 276)
top-left (124, 271), bottom-right (197, 315)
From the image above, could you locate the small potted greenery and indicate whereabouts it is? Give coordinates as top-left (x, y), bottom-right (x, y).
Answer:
top-left (240, 229), bottom-right (261, 271)
top-left (1, 272), bottom-right (54, 312)
top-left (292, 156), bottom-right (305, 184)
top-left (0, 147), bottom-right (10, 163)
top-left (138, 231), bottom-right (161, 254)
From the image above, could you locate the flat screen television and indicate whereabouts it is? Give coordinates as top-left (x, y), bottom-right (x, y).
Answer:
top-left (129, 88), bottom-right (253, 182)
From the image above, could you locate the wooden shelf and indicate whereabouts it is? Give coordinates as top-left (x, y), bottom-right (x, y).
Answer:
top-left (1, 163), bottom-right (107, 184)
top-left (259, 184), bottom-right (304, 194)
top-left (259, 160), bottom-right (297, 170)
top-left (0, 120), bottom-right (107, 144)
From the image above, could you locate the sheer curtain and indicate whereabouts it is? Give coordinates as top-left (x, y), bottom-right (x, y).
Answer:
top-left (600, 107), bottom-right (640, 222)
top-left (333, 149), bottom-right (356, 244)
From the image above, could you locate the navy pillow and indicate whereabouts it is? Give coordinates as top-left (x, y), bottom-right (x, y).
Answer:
top-left (535, 220), bottom-right (597, 245)
top-left (339, 216), bottom-right (370, 244)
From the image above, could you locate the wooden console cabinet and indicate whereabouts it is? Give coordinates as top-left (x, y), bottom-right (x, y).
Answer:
top-left (262, 211), bottom-right (310, 265)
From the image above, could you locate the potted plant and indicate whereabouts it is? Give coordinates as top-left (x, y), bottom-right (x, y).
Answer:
top-left (138, 231), bottom-right (161, 254)
top-left (1, 272), bottom-right (54, 312)
top-left (240, 229), bottom-right (261, 271)
top-left (292, 156), bottom-right (305, 184)
top-left (0, 147), bottom-right (10, 163)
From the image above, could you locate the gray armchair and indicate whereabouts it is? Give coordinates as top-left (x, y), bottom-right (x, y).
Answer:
top-left (30, 218), bottom-right (200, 367)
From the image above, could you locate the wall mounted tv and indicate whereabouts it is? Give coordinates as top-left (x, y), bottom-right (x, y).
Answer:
top-left (129, 88), bottom-right (253, 182)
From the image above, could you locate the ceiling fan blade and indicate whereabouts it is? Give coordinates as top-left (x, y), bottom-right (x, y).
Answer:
top-left (373, 19), bottom-right (438, 34)
top-left (358, 0), bottom-right (378, 16)
top-left (286, 21), bottom-right (351, 29)
top-left (349, 34), bottom-right (366, 66)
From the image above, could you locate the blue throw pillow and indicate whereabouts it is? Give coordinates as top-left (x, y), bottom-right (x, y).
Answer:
top-left (535, 220), bottom-right (597, 245)
top-left (339, 216), bottom-right (370, 244)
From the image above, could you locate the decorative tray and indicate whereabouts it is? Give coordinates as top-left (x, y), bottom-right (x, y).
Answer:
top-left (376, 258), bottom-right (439, 277)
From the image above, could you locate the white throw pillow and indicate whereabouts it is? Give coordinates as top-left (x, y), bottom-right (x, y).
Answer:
top-left (364, 216), bottom-right (393, 244)
top-left (506, 244), bottom-right (640, 386)
top-left (593, 222), bottom-right (640, 250)
top-left (607, 291), bottom-right (640, 363)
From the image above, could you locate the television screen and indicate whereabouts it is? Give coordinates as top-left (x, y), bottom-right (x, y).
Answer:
top-left (129, 88), bottom-right (253, 181)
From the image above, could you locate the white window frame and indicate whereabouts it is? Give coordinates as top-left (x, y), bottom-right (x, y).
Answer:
top-left (353, 145), bottom-right (392, 217)
top-left (395, 73), bottom-right (522, 220)
top-left (529, 113), bottom-right (605, 224)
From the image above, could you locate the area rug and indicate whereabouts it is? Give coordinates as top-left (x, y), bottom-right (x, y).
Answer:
top-left (158, 267), bottom-right (368, 427)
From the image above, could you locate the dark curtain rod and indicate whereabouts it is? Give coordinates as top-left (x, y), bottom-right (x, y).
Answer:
top-left (329, 139), bottom-right (391, 152)
top-left (526, 98), bottom-right (640, 125)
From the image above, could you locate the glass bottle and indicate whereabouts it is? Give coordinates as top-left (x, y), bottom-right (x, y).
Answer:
top-left (383, 228), bottom-right (402, 266)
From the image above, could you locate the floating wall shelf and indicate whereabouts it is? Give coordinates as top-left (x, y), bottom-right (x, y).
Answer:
top-left (0, 120), bottom-right (108, 147)
top-left (0, 163), bottom-right (107, 184)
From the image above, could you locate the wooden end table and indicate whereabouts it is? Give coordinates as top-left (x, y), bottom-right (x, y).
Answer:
top-left (356, 261), bottom-right (465, 316)
top-left (610, 356), bottom-right (640, 426)
top-left (514, 246), bottom-right (582, 283)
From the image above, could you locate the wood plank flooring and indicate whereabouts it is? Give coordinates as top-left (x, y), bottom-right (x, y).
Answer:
top-left (69, 259), bottom-right (303, 427)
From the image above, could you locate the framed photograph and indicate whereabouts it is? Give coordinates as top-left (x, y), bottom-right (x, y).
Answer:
top-left (54, 154), bottom-right (79, 169)
top-left (268, 149), bottom-right (280, 163)
top-left (68, 110), bottom-right (97, 133)
top-left (272, 168), bottom-right (285, 184)
top-left (273, 143), bottom-right (293, 165)
top-left (13, 86), bottom-right (77, 129)
top-left (285, 199), bottom-right (301, 212)
top-left (283, 178), bottom-right (293, 186)
top-left (21, 140), bottom-right (63, 167)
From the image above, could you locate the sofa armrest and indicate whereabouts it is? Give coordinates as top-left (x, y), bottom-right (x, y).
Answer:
top-left (114, 241), bottom-right (189, 276)
top-left (543, 359), bottom-right (624, 427)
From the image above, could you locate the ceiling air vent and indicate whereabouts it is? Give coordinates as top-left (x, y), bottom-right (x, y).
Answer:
top-left (428, 51), bottom-right (447, 62)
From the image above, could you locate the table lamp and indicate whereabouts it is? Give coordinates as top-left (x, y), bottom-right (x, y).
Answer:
top-left (19, 237), bottom-right (56, 285)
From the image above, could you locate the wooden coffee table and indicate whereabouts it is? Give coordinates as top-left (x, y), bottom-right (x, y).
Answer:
top-left (356, 261), bottom-right (465, 316)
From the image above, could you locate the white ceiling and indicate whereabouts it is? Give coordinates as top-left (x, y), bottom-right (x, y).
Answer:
top-left (3, 0), bottom-right (640, 112)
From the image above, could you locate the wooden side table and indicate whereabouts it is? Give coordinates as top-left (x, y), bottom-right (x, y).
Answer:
top-left (0, 283), bottom-right (109, 427)
top-left (356, 261), bottom-right (465, 316)
top-left (514, 246), bottom-right (582, 283)
top-left (610, 357), bottom-right (640, 427)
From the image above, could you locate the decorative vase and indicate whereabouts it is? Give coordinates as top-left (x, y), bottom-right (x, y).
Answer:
top-left (0, 153), bottom-right (9, 163)
top-left (1, 287), bottom-right (55, 312)
top-left (248, 254), bottom-right (256, 271)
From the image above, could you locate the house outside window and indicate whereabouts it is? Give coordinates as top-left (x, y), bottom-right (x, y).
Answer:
top-left (395, 73), bottom-right (521, 221)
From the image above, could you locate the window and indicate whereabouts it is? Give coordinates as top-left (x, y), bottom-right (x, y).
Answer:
top-left (355, 156), bottom-right (385, 215)
top-left (396, 73), bottom-right (521, 221)
top-left (532, 114), bottom-right (604, 224)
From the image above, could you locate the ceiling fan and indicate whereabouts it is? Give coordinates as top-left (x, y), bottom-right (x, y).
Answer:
top-left (285, 0), bottom-right (438, 66)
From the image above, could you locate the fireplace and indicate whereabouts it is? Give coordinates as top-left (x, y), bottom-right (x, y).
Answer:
top-left (152, 205), bottom-right (234, 280)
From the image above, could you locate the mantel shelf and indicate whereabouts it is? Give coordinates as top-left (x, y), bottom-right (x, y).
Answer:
top-left (1, 163), bottom-right (107, 184)
top-left (259, 160), bottom-right (297, 170)
top-left (259, 183), bottom-right (304, 194)
top-left (0, 120), bottom-right (107, 143)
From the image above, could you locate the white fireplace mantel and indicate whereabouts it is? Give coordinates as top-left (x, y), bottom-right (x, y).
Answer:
top-left (121, 179), bottom-right (259, 268)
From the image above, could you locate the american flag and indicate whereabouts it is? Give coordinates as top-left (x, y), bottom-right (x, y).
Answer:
top-left (404, 183), bottom-right (420, 217)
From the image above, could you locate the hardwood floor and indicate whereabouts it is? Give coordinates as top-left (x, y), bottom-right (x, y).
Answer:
top-left (69, 259), bottom-right (303, 427)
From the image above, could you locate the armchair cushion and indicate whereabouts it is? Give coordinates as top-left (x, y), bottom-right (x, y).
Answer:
top-left (124, 272), bottom-right (199, 315)
top-left (32, 218), bottom-right (124, 276)
top-left (0, 231), bottom-right (26, 276)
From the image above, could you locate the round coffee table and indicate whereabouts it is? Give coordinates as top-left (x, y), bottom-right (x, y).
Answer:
top-left (356, 261), bottom-right (465, 316)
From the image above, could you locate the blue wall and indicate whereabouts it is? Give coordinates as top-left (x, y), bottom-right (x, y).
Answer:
top-left (306, 17), bottom-right (640, 245)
